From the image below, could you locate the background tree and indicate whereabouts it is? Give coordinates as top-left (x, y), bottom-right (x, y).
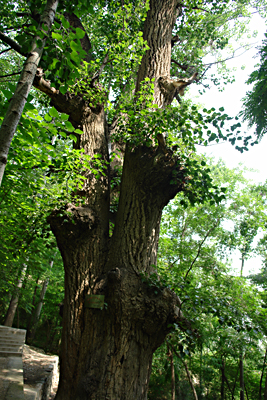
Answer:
top-left (241, 32), bottom-right (267, 139)
top-left (0, 0), bottom-right (59, 185)
top-left (148, 162), bottom-right (267, 399)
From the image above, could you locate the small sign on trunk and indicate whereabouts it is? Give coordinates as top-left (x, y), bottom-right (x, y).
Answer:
top-left (85, 295), bottom-right (105, 309)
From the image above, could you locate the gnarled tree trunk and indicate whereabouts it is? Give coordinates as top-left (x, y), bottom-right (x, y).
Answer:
top-left (33, 0), bottom-right (192, 399)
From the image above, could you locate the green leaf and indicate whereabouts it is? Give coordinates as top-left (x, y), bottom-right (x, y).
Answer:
top-left (60, 113), bottom-right (69, 121)
top-left (69, 134), bottom-right (77, 142)
top-left (44, 113), bottom-right (52, 122)
top-left (52, 32), bottom-right (63, 41)
top-left (70, 51), bottom-right (80, 64)
top-left (70, 40), bottom-right (81, 52)
top-left (59, 86), bottom-right (68, 95)
top-left (49, 107), bottom-right (59, 118)
top-left (74, 129), bottom-right (83, 135)
top-left (75, 27), bottom-right (85, 39)
top-left (49, 58), bottom-right (60, 70)
top-left (61, 17), bottom-right (70, 29)
top-left (65, 121), bottom-right (75, 132)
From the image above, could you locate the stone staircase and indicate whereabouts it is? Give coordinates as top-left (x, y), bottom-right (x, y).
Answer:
top-left (0, 325), bottom-right (59, 400)
top-left (0, 325), bottom-right (26, 399)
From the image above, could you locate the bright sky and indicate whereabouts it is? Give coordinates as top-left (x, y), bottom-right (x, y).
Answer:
top-left (190, 12), bottom-right (267, 276)
top-left (192, 13), bottom-right (267, 184)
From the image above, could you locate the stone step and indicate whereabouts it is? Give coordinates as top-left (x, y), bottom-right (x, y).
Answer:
top-left (0, 345), bottom-right (24, 352)
top-left (0, 351), bottom-right (24, 358)
top-left (0, 326), bottom-right (26, 336)
top-left (0, 346), bottom-right (24, 352)
top-left (0, 326), bottom-right (26, 399)
top-left (0, 327), bottom-right (59, 400)
top-left (0, 342), bottom-right (24, 348)
top-left (23, 345), bottom-right (59, 400)
top-left (0, 340), bottom-right (24, 346)
top-left (0, 333), bottom-right (25, 339)
top-left (24, 383), bottom-right (43, 400)
top-left (0, 355), bottom-right (25, 400)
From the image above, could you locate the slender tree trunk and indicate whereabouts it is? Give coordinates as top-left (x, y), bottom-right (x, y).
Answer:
top-left (240, 253), bottom-right (245, 277)
top-left (16, 307), bottom-right (20, 328)
top-left (264, 365), bottom-right (267, 400)
top-left (171, 350), bottom-right (175, 400)
top-left (0, 0), bottom-right (58, 186)
top-left (26, 277), bottom-right (39, 337)
top-left (172, 347), bottom-right (198, 400)
top-left (4, 263), bottom-right (27, 327)
top-left (199, 341), bottom-right (203, 399)
top-left (221, 358), bottom-right (225, 400)
top-left (224, 370), bottom-right (234, 398)
top-left (240, 354), bottom-right (245, 400)
top-left (45, 315), bottom-right (60, 353)
top-left (259, 348), bottom-right (267, 400)
top-left (27, 260), bottom-right (53, 342)
top-left (167, 342), bottom-right (176, 400)
top-left (232, 365), bottom-right (240, 400)
top-left (245, 383), bottom-right (249, 400)
top-left (176, 373), bottom-right (181, 400)
top-left (183, 358), bottom-right (198, 400)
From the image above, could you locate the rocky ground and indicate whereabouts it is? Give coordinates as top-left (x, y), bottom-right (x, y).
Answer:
top-left (22, 345), bottom-right (59, 400)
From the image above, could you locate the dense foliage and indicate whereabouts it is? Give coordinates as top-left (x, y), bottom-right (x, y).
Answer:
top-left (148, 163), bottom-right (267, 399)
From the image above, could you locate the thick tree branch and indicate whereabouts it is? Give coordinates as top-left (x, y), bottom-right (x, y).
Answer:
top-left (64, 13), bottom-right (92, 63)
top-left (0, 32), bottom-right (26, 56)
top-left (33, 68), bottom-right (58, 96)
top-left (158, 72), bottom-right (198, 105)
top-left (33, 68), bottom-right (99, 125)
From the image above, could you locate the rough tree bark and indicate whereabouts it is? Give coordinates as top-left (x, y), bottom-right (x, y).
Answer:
top-left (30, 0), bottom-right (193, 399)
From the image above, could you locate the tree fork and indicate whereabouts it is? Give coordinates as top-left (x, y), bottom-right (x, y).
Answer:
top-left (26, 0), bottom-right (195, 398)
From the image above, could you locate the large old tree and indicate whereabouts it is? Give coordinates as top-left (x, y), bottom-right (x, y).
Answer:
top-left (0, 0), bottom-right (260, 398)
